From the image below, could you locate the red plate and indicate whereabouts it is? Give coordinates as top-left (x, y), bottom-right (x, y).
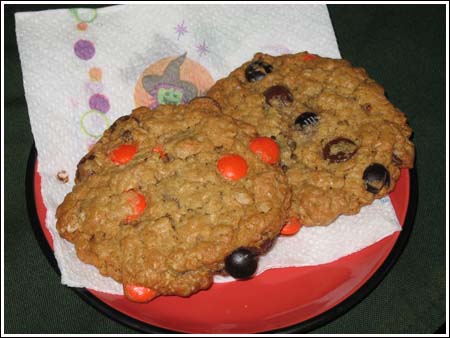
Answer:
top-left (32, 156), bottom-right (415, 333)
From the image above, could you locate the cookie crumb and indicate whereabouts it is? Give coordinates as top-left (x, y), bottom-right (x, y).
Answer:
top-left (57, 170), bottom-right (69, 183)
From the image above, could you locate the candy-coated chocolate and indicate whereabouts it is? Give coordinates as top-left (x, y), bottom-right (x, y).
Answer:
top-left (217, 154), bottom-right (248, 180)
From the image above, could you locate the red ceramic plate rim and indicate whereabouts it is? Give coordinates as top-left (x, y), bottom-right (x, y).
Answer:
top-left (29, 148), bottom-right (416, 333)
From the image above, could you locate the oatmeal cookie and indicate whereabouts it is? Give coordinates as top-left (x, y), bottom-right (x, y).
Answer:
top-left (207, 52), bottom-right (414, 226)
top-left (56, 98), bottom-right (291, 297)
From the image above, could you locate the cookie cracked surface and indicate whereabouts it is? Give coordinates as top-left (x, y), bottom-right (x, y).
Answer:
top-left (207, 52), bottom-right (414, 226)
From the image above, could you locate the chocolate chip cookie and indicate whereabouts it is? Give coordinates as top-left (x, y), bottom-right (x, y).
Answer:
top-left (207, 52), bottom-right (414, 226)
top-left (56, 98), bottom-right (291, 297)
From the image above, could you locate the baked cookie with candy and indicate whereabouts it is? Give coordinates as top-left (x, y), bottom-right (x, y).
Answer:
top-left (56, 98), bottom-right (290, 299)
top-left (207, 52), bottom-right (414, 226)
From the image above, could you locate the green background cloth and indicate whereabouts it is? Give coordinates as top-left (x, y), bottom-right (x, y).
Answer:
top-left (4, 4), bottom-right (446, 334)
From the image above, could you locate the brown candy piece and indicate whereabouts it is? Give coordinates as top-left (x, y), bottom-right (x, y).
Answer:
top-left (263, 85), bottom-right (294, 107)
top-left (363, 163), bottom-right (391, 194)
top-left (323, 137), bottom-right (358, 163)
top-left (245, 60), bottom-right (273, 82)
top-left (294, 112), bottom-right (319, 130)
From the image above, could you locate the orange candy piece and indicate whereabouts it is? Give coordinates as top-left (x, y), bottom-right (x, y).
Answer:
top-left (217, 154), bottom-right (248, 181)
top-left (281, 217), bottom-right (302, 235)
top-left (152, 144), bottom-right (165, 158)
top-left (109, 144), bottom-right (137, 165)
top-left (126, 191), bottom-right (147, 222)
top-left (123, 284), bottom-right (157, 303)
top-left (302, 53), bottom-right (317, 61)
top-left (249, 137), bottom-right (280, 164)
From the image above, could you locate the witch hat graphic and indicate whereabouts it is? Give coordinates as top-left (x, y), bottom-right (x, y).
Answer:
top-left (142, 53), bottom-right (198, 108)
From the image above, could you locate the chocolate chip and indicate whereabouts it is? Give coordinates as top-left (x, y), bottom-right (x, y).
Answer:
top-left (290, 153), bottom-right (298, 160)
top-left (161, 154), bottom-right (171, 163)
top-left (323, 137), bottom-right (358, 163)
top-left (288, 139), bottom-right (297, 151)
top-left (76, 152), bottom-right (96, 181)
top-left (263, 85), bottom-right (293, 107)
top-left (245, 60), bottom-right (273, 82)
top-left (121, 130), bottom-right (133, 142)
top-left (119, 115), bottom-right (131, 122)
top-left (78, 152), bottom-right (96, 166)
top-left (363, 163), bottom-right (390, 194)
top-left (361, 103), bottom-right (372, 112)
top-left (270, 135), bottom-right (277, 140)
top-left (294, 112), bottom-right (319, 130)
top-left (78, 155), bottom-right (88, 166)
top-left (281, 164), bottom-right (289, 172)
top-left (258, 238), bottom-right (277, 254)
top-left (392, 153), bottom-right (403, 166)
top-left (109, 115), bottom-right (131, 133)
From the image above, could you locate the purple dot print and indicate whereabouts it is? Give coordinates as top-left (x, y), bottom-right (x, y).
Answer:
top-left (74, 39), bottom-right (95, 60)
top-left (89, 94), bottom-right (110, 113)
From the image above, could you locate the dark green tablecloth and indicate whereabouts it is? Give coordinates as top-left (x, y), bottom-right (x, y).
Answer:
top-left (4, 4), bottom-right (446, 334)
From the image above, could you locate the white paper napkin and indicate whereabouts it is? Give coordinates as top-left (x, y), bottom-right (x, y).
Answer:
top-left (16, 4), bottom-right (399, 295)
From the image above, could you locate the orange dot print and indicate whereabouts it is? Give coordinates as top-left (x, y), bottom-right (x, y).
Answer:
top-left (77, 22), bottom-right (88, 31)
top-left (89, 67), bottom-right (102, 82)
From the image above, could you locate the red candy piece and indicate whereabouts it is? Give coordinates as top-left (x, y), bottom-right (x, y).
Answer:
top-left (281, 217), bottom-right (302, 235)
top-left (123, 284), bottom-right (157, 303)
top-left (249, 137), bottom-right (280, 164)
top-left (302, 53), bottom-right (317, 61)
top-left (217, 154), bottom-right (248, 181)
top-left (110, 144), bottom-right (137, 165)
top-left (126, 191), bottom-right (147, 222)
top-left (152, 144), bottom-right (165, 158)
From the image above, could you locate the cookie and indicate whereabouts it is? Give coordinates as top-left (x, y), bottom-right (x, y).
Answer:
top-left (207, 52), bottom-right (414, 226)
top-left (56, 98), bottom-right (291, 297)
